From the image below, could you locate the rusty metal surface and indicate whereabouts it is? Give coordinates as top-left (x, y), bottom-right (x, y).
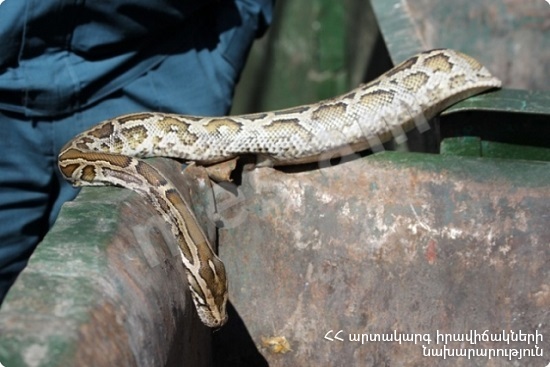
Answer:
top-left (1, 152), bottom-right (548, 366)
top-left (214, 152), bottom-right (549, 366)
top-left (0, 159), bottom-right (216, 367)
top-left (372, 0), bottom-right (550, 91)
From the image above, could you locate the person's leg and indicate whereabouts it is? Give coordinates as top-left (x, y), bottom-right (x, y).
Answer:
top-left (0, 111), bottom-right (55, 302)
top-left (46, 92), bottom-right (158, 228)
top-left (0, 93), bottom-right (154, 304)
top-left (0, 1), bottom-right (270, 303)
top-left (128, 1), bottom-right (266, 117)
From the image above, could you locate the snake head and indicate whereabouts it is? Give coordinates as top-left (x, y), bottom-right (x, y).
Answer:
top-left (192, 290), bottom-right (228, 328)
top-left (187, 255), bottom-right (229, 328)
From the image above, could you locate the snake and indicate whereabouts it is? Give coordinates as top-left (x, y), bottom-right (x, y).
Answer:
top-left (58, 49), bottom-right (501, 328)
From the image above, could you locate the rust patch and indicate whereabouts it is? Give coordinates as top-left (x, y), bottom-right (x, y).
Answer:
top-left (401, 71), bottom-right (430, 92)
top-left (203, 118), bottom-right (242, 134)
top-left (385, 56), bottom-right (418, 78)
top-left (311, 102), bottom-right (347, 120)
top-left (76, 302), bottom-right (136, 366)
top-left (533, 284), bottom-right (550, 308)
top-left (204, 158), bottom-right (238, 182)
top-left (423, 53), bottom-right (453, 73)
top-left (425, 239), bottom-right (438, 265)
top-left (261, 336), bottom-right (292, 354)
top-left (360, 90), bottom-right (395, 107)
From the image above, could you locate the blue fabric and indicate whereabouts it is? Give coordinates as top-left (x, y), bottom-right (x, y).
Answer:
top-left (0, 0), bottom-right (273, 116)
top-left (0, 0), bottom-right (274, 303)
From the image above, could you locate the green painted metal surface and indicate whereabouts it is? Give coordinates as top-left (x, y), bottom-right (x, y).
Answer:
top-left (371, 0), bottom-right (550, 92)
top-left (216, 151), bottom-right (550, 366)
top-left (442, 137), bottom-right (550, 162)
top-left (446, 89), bottom-right (550, 116)
top-left (1, 2), bottom-right (549, 366)
top-left (0, 161), bottom-right (216, 367)
top-left (0, 188), bottom-right (124, 367)
top-left (235, 1), bottom-right (348, 112)
top-left (231, 0), bottom-right (382, 114)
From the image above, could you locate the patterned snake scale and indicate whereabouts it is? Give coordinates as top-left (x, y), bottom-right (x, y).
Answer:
top-left (58, 49), bottom-right (502, 327)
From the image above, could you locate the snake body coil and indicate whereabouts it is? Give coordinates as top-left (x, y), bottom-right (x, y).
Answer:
top-left (58, 49), bottom-right (501, 327)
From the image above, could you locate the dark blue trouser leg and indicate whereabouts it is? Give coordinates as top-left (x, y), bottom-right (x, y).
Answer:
top-left (0, 2), bottom-right (263, 303)
top-left (0, 94), bottom-right (151, 302)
